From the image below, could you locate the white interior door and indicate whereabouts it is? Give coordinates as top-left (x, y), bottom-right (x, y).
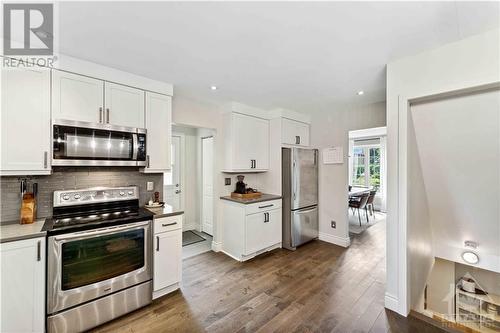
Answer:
top-left (201, 137), bottom-right (214, 235)
top-left (164, 136), bottom-right (181, 209)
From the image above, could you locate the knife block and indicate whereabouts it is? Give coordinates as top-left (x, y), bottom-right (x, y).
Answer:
top-left (20, 192), bottom-right (36, 224)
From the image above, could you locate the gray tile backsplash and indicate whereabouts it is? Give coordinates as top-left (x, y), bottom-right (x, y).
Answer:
top-left (0, 167), bottom-right (163, 223)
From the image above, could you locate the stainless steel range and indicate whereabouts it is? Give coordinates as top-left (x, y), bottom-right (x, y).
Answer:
top-left (43, 186), bottom-right (153, 333)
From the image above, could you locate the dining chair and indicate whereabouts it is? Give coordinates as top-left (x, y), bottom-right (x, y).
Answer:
top-left (366, 190), bottom-right (377, 218)
top-left (348, 192), bottom-right (370, 226)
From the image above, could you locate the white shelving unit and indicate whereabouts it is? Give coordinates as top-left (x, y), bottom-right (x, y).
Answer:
top-left (456, 287), bottom-right (500, 332)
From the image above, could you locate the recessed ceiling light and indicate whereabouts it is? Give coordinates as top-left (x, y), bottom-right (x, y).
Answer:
top-left (462, 251), bottom-right (479, 265)
top-left (210, 86), bottom-right (217, 91)
top-left (357, 90), bottom-right (364, 96)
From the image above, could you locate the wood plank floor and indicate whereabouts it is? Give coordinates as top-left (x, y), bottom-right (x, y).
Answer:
top-left (92, 219), bottom-right (447, 333)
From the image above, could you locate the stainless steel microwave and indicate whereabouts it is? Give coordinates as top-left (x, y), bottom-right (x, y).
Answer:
top-left (52, 120), bottom-right (147, 167)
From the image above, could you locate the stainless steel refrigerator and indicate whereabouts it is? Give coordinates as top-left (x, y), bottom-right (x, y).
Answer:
top-left (282, 147), bottom-right (319, 250)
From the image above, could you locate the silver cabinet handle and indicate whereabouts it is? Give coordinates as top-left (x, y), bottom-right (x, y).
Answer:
top-left (162, 222), bottom-right (177, 227)
top-left (43, 151), bottom-right (48, 168)
top-left (146, 155), bottom-right (150, 168)
top-left (250, 160), bottom-right (253, 169)
top-left (37, 240), bottom-right (41, 261)
top-left (264, 212), bottom-right (270, 222)
top-left (99, 107), bottom-right (103, 123)
top-left (258, 204), bottom-right (274, 209)
top-left (156, 236), bottom-right (160, 251)
top-left (295, 136), bottom-right (300, 144)
top-left (106, 108), bottom-right (110, 123)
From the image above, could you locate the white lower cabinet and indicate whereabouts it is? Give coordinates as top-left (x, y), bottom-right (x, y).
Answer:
top-left (0, 237), bottom-right (45, 333)
top-left (153, 214), bottom-right (182, 299)
top-left (222, 199), bottom-right (282, 261)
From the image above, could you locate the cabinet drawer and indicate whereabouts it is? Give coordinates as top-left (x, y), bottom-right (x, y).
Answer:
top-left (154, 215), bottom-right (182, 234)
top-left (245, 199), bottom-right (282, 215)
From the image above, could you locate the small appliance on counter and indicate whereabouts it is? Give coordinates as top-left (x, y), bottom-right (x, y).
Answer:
top-left (20, 179), bottom-right (38, 224)
top-left (230, 175), bottom-right (262, 199)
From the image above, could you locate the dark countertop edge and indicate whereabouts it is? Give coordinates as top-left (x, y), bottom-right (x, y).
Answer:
top-left (0, 231), bottom-right (47, 244)
top-left (220, 194), bottom-right (282, 205)
top-left (145, 208), bottom-right (184, 218)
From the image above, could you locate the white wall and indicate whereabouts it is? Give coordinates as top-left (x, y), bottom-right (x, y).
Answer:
top-left (411, 90), bottom-right (500, 273)
top-left (309, 101), bottom-right (386, 247)
top-left (407, 111), bottom-right (433, 312)
top-left (386, 28), bottom-right (500, 316)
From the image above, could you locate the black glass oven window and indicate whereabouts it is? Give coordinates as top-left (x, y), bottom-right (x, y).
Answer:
top-left (53, 125), bottom-right (134, 160)
top-left (61, 229), bottom-right (144, 290)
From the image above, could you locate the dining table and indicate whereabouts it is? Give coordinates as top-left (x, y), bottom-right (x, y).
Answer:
top-left (349, 186), bottom-right (372, 198)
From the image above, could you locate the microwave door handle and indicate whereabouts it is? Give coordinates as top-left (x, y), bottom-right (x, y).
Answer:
top-left (132, 134), bottom-right (138, 160)
top-left (53, 220), bottom-right (149, 241)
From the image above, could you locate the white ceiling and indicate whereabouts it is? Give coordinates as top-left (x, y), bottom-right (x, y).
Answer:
top-left (58, 1), bottom-right (500, 112)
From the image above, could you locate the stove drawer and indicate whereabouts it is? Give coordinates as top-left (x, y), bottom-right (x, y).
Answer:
top-left (154, 215), bottom-right (182, 234)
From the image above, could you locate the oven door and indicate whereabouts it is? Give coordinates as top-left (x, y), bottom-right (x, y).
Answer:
top-left (47, 220), bottom-right (152, 314)
top-left (52, 120), bottom-right (146, 166)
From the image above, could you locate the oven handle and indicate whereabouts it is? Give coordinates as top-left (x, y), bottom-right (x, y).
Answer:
top-left (53, 220), bottom-right (150, 242)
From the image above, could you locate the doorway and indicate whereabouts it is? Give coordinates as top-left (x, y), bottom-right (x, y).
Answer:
top-left (164, 125), bottom-right (215, 259)
top-left (347, 127), bottom-right (387, 235)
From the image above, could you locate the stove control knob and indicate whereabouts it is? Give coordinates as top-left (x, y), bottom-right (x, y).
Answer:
top-left (74, 194), bottom-right (81, 199)
top-left (62, 195), bottom-right (70, 200)
top-left (128, 191), bottom-right (134, 196)
top-left (119, 191), bottom-right (125, 196)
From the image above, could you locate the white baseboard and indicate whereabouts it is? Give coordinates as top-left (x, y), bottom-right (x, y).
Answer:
top-left (153, 282), bottom-right (180, 300)
top-left (384, 293), bottom-right (400, 314)
top-left (318, 232), bottom-right (351, 247)
top-left (211, 241), bottom-right (222, 252)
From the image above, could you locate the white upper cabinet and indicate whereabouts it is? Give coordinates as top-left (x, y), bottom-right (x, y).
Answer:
top-left (1, 237), bottom-right (45, 333)
top-left (1, 66), bottom-right (51, 175)
top-left (282, 118), bottom-right (310, 146)
top-left (52, 70), bottom-right (104, 123)
top-left (142, 92), bottom-right (171, 173)
top-left (104, 82), bottom-right (145, 128)
top-left (224, 112), bottom-right (270, 172)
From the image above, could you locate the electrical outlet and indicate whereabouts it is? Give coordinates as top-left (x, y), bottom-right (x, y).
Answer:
top-left (225, 178), bottom-right (231, 186)
top-left (147, 181), bottom-right (154, 191)
top-left (331, 220), bottom-right (336, 228)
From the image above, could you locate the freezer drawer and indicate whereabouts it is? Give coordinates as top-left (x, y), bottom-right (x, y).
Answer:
top-left (291, 206), bottom-right (318, 248)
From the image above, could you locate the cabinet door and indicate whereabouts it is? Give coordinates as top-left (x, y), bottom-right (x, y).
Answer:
top-left (105, 82), bottom-right (145, 128)
top-left (1, 237), bottom-right (45, 333)
top-left (245, 209), bottom-right (281, 255)
top-left (282, 118), bottom-right (309, 146)
top-left (153, 230), bottom-right (182, 291)
top-left (1, 67), bottom-right (51, 175)
top-left (232, 113), bottom-right (269, 170)
top-left (52, 70), bottom-right (104, 123)
top-left (143, 92), bottom-right (171, 172)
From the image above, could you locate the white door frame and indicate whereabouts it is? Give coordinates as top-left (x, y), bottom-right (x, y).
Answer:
top-left (201, 136), bottom-right (214, 235)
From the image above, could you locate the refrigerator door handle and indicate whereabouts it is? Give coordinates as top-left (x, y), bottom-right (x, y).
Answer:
top-left (295, 207), bottom-right (318, 214)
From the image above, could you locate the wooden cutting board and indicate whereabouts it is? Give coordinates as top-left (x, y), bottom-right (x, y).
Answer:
top-left (231, 192), bottom-right (262, 199)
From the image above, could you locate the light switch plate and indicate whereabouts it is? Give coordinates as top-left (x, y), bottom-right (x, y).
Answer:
top-left (147, 181), bottom-right (154, 191)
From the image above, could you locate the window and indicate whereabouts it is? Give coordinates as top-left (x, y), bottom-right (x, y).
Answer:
top-left (350, 141), bottom-right (383, 193)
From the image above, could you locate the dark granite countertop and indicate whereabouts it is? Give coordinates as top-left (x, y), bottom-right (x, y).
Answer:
top-left (220, 193), bottom-right (282, 205)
